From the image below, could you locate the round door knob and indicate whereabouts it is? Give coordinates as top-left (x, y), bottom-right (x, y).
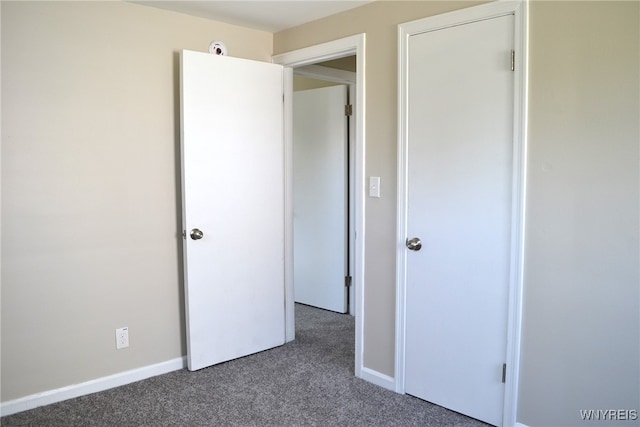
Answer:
top-left (406, 237), bottom-right (422, 251)
top-left (190, 228), bottom-right (204, 240)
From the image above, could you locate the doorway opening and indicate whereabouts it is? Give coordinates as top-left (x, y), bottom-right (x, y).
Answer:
top-left (292, 57), bottom-right (356, 316)
top-left (273, 33), bottom-right (366, 379)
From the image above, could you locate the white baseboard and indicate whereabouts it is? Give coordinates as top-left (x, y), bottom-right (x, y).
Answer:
top-left (514, 423), bottom-right (529, 427)
top-left (359, 366), bottom-right (397, 392)
top-left (0, 356), bottom-right (186, 417)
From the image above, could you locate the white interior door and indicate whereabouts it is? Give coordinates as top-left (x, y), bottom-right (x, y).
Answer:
top-left (404, 15), bottom-right (514, 426)
top-left (180, 50), bottom-right (285, 371)
top-left (293, 85), bottom-right (348, 313)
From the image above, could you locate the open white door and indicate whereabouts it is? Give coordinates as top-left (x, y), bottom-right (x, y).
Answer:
top-left (180, 50), bottom-right (285, 371)
top-left (293, 85), bottom-right (348, 313)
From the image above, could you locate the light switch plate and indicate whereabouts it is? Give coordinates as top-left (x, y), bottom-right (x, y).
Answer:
top-left (369, 176), bottom-right (381, 198)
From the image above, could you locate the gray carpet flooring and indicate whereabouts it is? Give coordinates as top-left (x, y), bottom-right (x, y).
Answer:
top-left (1, 304), bottom-right (488, 426)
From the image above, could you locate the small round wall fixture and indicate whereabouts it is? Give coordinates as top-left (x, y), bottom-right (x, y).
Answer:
top-left (208, 41), bottom-right (227, 56)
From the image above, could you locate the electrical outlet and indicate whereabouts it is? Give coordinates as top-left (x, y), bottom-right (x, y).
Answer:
top-left (115, 327), bottom-right (129, 350)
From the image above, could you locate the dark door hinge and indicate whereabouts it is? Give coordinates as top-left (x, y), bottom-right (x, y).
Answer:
top-left (510, 50), bottom-right (515, 72)
top-left (345, 104), bottom-right (353, 116)
top-left (345, 275), bottom-right (353, 288)
top-left (502, 363), bottom-right (507, 383)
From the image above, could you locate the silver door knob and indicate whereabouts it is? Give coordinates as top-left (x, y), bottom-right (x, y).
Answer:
top-left (406, 237), bottom-right (422, 251)
top-left (190, 228), bottom-right (204, 240)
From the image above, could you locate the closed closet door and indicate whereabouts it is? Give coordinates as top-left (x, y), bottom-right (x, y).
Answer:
top-left (404, 15), bottom-right (515, 426)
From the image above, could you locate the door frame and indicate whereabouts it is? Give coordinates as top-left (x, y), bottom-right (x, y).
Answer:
top-left (395, 2), bottom-right (528, 426)
top-left (272, 33), bottom-right (366, 378)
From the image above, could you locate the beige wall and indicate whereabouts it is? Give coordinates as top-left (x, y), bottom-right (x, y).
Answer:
top-left (294, 76), bottom-right (341, 91)
top-left (519, 2), bottom-right (639, 425)
top-left (1, 1), bottom-right (272, 401)
top-left (275, 1), bottom-right (639, 425)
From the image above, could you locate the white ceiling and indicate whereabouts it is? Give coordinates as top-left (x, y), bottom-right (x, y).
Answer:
top-left (130, 1), bottom-right (373, 33)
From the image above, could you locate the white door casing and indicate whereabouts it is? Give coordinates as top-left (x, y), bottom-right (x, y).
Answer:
top-left (396, 2), bottom-right (527, 426)
top-left (181, 50), bottom-right (285, 371)
top-left (273, 33), bottom-right (369, 384)
top-left (293, 85), bottom-right (348, 313)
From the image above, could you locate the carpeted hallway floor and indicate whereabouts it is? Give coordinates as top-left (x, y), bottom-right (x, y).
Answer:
top-left (1, 304), bottom-right (488, 426)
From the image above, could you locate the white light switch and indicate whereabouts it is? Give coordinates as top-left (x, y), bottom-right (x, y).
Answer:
top-left (369, 176), bottom-right (381, 198)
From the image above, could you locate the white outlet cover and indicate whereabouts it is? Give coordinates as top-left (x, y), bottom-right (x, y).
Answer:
top-left (116, 327), bottom-right (129, 350)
